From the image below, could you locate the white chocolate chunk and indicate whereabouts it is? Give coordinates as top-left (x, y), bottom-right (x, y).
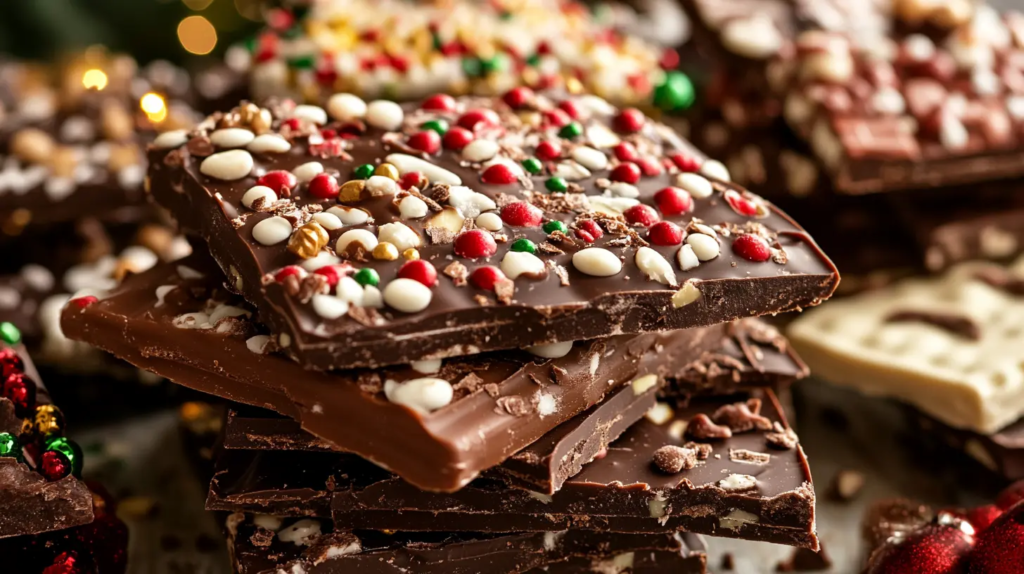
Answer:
top-left (719, 474), bottom-right (758, 491)
top-left (327, 206), bottom-right (370, 225)
top-left (475, 212), bottom-right (503, 231)
top-left (385, 153), bottom-right (461, 185)
top-left (675, 172), bottom-right (713, 199)
top-left (336, 229), bottom-right (378, 253)
top-left (292, 161), bottom-right (324, 183)
top-left (573, 248), bottom-right (622, 277)
top-left (200, 150), bottom-right (253, 181)
top-left (671, 282), bottom-right (701, 308)
top-left (571, 146), bottom-right (608, 171)
top-left (399, 195), bottom-right (429, 219)
top-left (251, 216), bottom-right (292, 245)
top-left (291, 104), bottom-right (328, 125)
top-left (631, 374), bottom-right (658, 396)
top-left (501, 251), bottom-right (546, 280)
top-left (383, 278), bottom-right (432, 313)
top-left (462, 139), bottom-right (499, 162)
top-left (210, 128), bottom-right (255, 148)
top-left (277, 519), bottom-right (322, 546)
top-left (525, 341), bottom-right (573, 359)
top-left (311, 212), bottom-right (343, 230)
top-left (677, 244), bottom-right (700, 271)
top-left (153, 129), bottom-right (189, 149)
top-left (247, 134), bottom-right (291, 154)
top-left (447, 186), bottom-right (496, 218)
top-left (411, 359), bottom-right (442, 374)
top-left (312, 294), bottom-right (349, 319)
top-left (327, 93), bottom-right (367, 121)
top-left (366, 100), bottom-right (405, 130)
top-left (377, 222), bottom-right (420, 251)
top-left (242, 185), bottom-right (277, 209)
top-left (384, 377), bottom-right (453, 413)
top-left (699, 159), bottom-right (731, 182)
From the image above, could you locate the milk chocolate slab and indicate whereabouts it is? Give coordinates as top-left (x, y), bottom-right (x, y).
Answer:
top-left (227, 514), bottom-right (707, 574)
top-left (146, 92), bottom-right (837, 370)
top-left (61, 254), bottom-right (735, 492)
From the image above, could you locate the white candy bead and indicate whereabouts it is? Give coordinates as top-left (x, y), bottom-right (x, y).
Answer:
top-left (362, 285), bottom-right (383, 308)
top-left (327, 93), bottom-right (367, 121)
top-left (571, 146), bottom-right (608, 171)
top-left (336, 229), bottom-right (378, 253)
top-left (699, 159), bottom-right (731, 182)
top-left (292, 161), bottom-right (324, 183)
top-left (447, 186), bottom-right (496, 218)
top-left (210, 128), bottom-right (255, 148)
top-left (377, 222), bottom-right (420, 251)
top-left (411, 359), bottom-right (442, 374)
top-left (462, 139), bottom-right (499, 162)
top-left (242, 185), bottom-right (277, 209)
top-left (720, 15), bottom-right (782, 59)
top-left (573, 248), bottom-right (622, 277)
top-left (675, 173), bottom-right (713, 199)
top-left (153, 129), bottom-right (189, 149)
top-left (383, 377), bottom-right (453, 414)
top-left (399, 195), bottom-right (429, 219)
top-left (336, 277), bottom-right (365, 304)
top-left (585, 124), bottom-right (620, 148)
top-left (552, 161), bottom-right (591, 181)
top-left (635, 247), bottom-right (677, 286)
top-left (366, 100), bottom-right (405, 130)
top-left (365, 175), bottom-right (399, 196)
top-left (605, 182), bottom-right (640, 199)
top-left (327, 206), bottom-right (370, 225)
top-left (200, 150), bottom-right (253, 181)
top-left (525, 341), bottom-right (573, 359)
top-left (586, 195), bottom-right (638, 216)
top-left (475, 212), bottom-right (503, 231)
top-left (386, 153), bottom-right (461, 185)
top-left (686, 233), bottom-right (720, 261)
top-left (311, 212), bottom-right (343, 230)
top-left (677, 244), bottom-right (700, 271)
top-left (277, 519), bottom-right (322, 546)
top-left (251, 216), bottom-right (292, 245)
top-left (383, 278), bottom-right (433, 313)
top-left (246, 335), bottom-right (271, 354)
top-left (312, 294), bottom-right (349, 319)
top-left (247, 134), bottom-right (291, 154)
top-left (291, 104), bottom-right (328, 125)
top-left (300, 252), bottom-right (340, 272)
top-left (501, 251), bottom-right (546, 280)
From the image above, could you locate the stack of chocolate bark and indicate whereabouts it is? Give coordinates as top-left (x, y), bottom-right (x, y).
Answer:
top-left (61, 86), bottom-right (838, 572)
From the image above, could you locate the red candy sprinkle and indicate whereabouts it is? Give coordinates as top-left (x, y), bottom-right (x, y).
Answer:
top-left (543, 109), bottom-right (571, 128)
top-left (397, 260), bottom-right (438, 287)
top-left (865, 520), bottom-right (974, 574)
top-left (42, 552), bottom-right (79, 574)
top-left (502, 87), bottom-right (534, 109)
top-left (623, 204), bottom-right (660, 227)
top-left (41, 450), bottom-right (71, 481)
top-left (454, 229), bottom-right (498, 259)
top-left (670, 153), bottom-right (702, 172)
top-left (0, 348), bottom-right (23, 379)
top-left (470, 266), bottom-right (507, 291)
top-left (307, 173), bottom-right (340, 200)
top-left (732, 234), bottom-right (772, 262)
top-left (535, 141), bottom-right (561, 161)
top-left (613, 108), bottom-right (646, 133)
top-left (654, 186), bottom-right (694, 216)
top-left (610, 162), bottom-right (641, 184)
top-left (725, 190), bottom-right (763, 217)
top-left (557, 100), bottom-right (581, 119)
top-left (996, 480), bottom-right (1024, 509)
top-left (443, 127), bottom-right (474, 150)
top-left (399, 171), bottom-right (427, 190)
top-left (575, 220), bottom-right (604, 243)
top-left (257, 171), bottom-right (298, 195)
top-left (69, 295), bottom-right (99, 309)
top-left (968, 505), bottom-right (1003, 532)
top-left (648, 221), bottom-right (684, 246)
top-left (481, 164), bottom-right (519, 185)
top-left (274, 265), bottom-right (306, 283)
top-left (970, 501), bottom-right (1024, 573)
top-left (3, 372), bottom-right (36, 415)
top-left (458, 109), bottom-right (500, 131)
top-left (421, 93), bottom-right (456, 112)
top-left (613, 142), bottom-right (638, 162)
top-left (636, 157), bottom-right (664, 177)
top-left (500, 201), bottom-right (544, 227)
top-left (407, 130), bottom-right (441, 154)
top-left (313, 265), bottom-right (347, 287)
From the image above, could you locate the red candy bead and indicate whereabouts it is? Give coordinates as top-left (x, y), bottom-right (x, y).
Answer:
top-left (623, 204), bottom-right (660, 227)
top-left (636, 157), bottom-right (664, 177)
top-left (407, 130), bottom-right (441, 154)
top-left (307, 173), bottom-right (340, 200)
top-left (865, 519), bottom-right (974, 574)
top-left (454, 229), bottom-right (498, 259)
top-left (670, 153), bottom-right (701, 172)
top-left (996, 480), bottom-right (1024, 509)
top-left (3, 372), bottom-right (36, 416)
top-left (500, 201), bottom-right (543, 227)
top-left (970, 501), bottom-right (1024, 573)
top-left (557, 100), bottom-right (581, 119)
top-left (42, 552), bottom-right (80, 574)
top-left (443, 126), bottom-right (474, 150)
top-left (968, 505), bottom-right (1003, 533)
top-left (68, 295), bottom-right (99, 309)
top-left (654, 186), bottom-right (694, 216)
top-left (733, 234), bottom-right (771, 262)
top-left (481, 164), bottom-right (519, 185)
top-left (575, 219), bottom-right (604, 243)
top-left (503, 87), bottom-right (534, 109)
top-left (41, 450), bottom-right (72, 481)
top-left (610, 162), bottom-right (641, 184)
top-left (274, 265), bottom-right (306, 283)
top-left (258, 170), bottom-right (298, 195)
top-left (399, 171), bottom-right (427, 190)
top-left (535, 141), bottom-right (561, 161)
top-left (648, 221), bottom-right (684, 246)
top-left (458, 108), bottom-right (500, 131)
top-left (613, 142), bottom-right (638, 162)
top-left (613, 108), bottom-right (646, 133)
top-left (542, 109), bottom-right (571, 128)
top-left (0, 348), bottom-right (23, 379)
top-left (398, 260), bottom-right (438, 287)
top-left (470, 266), bottom-right (506, 291)
top-left (421, 93), bottom-right (456, 112)
top-left (313, 265), bottom-right (346, 287)
top-left (725, 190), bottom-right (763, 217)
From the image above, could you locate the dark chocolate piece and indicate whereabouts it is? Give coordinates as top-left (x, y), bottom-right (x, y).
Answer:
top-left (776, 543), bottom-right (832, 572)
top-left (909, 407), bottom-right (1024, 480)
top-left (62, 253), bottom-right (737, 492)
top-left (227, 513), bottom-right (707, 574)
top-left (146, 94), bottom-right (838, 370)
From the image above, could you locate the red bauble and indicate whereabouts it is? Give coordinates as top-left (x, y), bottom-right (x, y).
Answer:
top-left (654, 186), bottom-right (693, 216)
top-left (307, 174), bottom-right (340, 200)
top-left (257, 170), bottom-right (298, 194)
top-left (996, 481), bottom-right (1024, 510)
top-left (454, 230), bottom-right (498, 259)
top-left (865, 520), bottom-right (974, 574)
top-left (557, 100), bottom-right (581, 119)
top-left (470, 266), bottom-right (506, 291)
top-left (68, 295), bottom-right (99, 309)
top-left (421, 93), bottom-right (456, 112)
top-left (613, 142), bottom-right (638, 162)
top-left (623, 204), bottom-right (660, 227)
top-left (613, 108), bottom-right (646, 133)
top-left (503, 87), bottom-right (535, 109)
top-left (670, 152), bottom-right (701, 172)
top-left (274, 265), bottom-right (306, 283)
top-left (407, 130), bottom-right (442, 154)
top-left (732, 234), bottom-right (772, 262)
top-left (648, 221), bottom-right (684, 246)
top-left (970, 501), bottom-right (1024, 573)
top-left (535, 141), bottom-right (561, 161)
top-left (481, 164), bottom-right (519, 185)
top-left (575, 219), bottom-right (604, 243)
top-left (41, 450), bottom-right (72, 481)
top-left (610, 162), bottom-right (641, 184)
top-left (968, 505), bottom-right (1004, 533)
top-left (313, 265), bottom-right (346, 287)
top-left (3, 372), bottom-right (36, 416)
top-left (397, 260), bottom-right (438, 286)
top-left (443, 127), bottom-right (474, 150)
top-left (0, 348), bottom-right (23, 379)
top-left (457, 109), bottom-right (500, 131)
top-left (500, 202), bottom-right (543, 227)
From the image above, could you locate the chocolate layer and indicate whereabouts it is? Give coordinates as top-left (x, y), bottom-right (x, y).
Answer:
top-left (910, 407), bottom-right (1024, 481)
top-left (146, 93), bottom-right (837, 370)
top-left (61, 253), bottom-right (740, 492)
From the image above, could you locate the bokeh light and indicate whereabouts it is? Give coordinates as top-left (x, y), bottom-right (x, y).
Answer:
top-left (81, 69), bottom-right (108, 90)
top-left (182, 0), bottom-right (214, 10)
top-left (177, 15), bottom-right (218, 55)
top-left (140, 92), bottom-right (168, 123)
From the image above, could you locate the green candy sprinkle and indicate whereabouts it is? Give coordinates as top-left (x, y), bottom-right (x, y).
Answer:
top-left (44, 436), bottom-right (84, 478)
top-left (558, 122), bottom-right (583, 139)
top-left (287, 54), bottom-right (316, 69)
top-left (0, 323), bottom-right (20, 346)
top-left (653, 71), bottom-right (696, 112)
top-left (545, 177), bottom-right (568, 193)
top-left (421, 119), bottom-right (449, 135)
top-left (522, 158), bottom-right (543, 175)
top-left (510, 238), bottom-right (537, 254)
top-left (354, 268), bottom-right (380, 287)
top-left (0, 433), bottom-right (21, 461)
top-left (354, 164), bottom-right (375, 180)
top-left (543, 221), bottom-right (568, 234)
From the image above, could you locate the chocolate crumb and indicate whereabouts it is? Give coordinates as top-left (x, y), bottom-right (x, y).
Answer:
top-left (483, 383), bottom-right (501, 398)
top-left (495, 279), bottom-right (515, 304)
top-left (443, 261), bottom-right (469, 286)
top-left (652, 445), bottom-right (698, 474)
top-left (426, 226), bottom-right (457, 245)
top-left (250, 527), bottom-right (275, 548)
top-left (684, 441), bottom-right (713, 459)
top-left (828, 469), bottom-right (865, 502)
top-left (766, 425), bottom-right (799, 450)
top-left (684, 414), bottom-right (732, 440)
top-left (776, 543), bottom-right (832, 572)
top-left (496, 395), bottom-right (532, 417)
top-left (452, 373), bottom-right (485, 394)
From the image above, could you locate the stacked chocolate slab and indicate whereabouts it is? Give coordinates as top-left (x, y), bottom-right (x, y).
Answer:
top-left (62, 88), bottom-right (838, 571)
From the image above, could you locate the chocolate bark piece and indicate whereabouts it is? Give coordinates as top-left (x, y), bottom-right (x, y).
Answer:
top-left (61, 253), bottom-right (732, 492)
top-left (909, 407), bottom-right (1024, 480)
top-left (146, 94), bottom-right (838, 370)
top-left (789, 255), bottom-right (1024, 434)
top-left (226, 514), bottom-right (707, 574)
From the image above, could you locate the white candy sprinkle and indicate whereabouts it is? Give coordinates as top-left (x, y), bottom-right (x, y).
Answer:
top-left (411, 359), bottom-right (442, 374)
top-left (311, 212), bottom-right (343, 230)
top-left (327, 93), bottom-right (367, 121)
top-left (365, 175), bottom-right (399, 196)
top-left (383, 278), bottom-right (433, 313)
top-left (385, 153), bottom-right (461, 185)
top-left (552, 161), bottom-right (591, 181)
top-left (252, 216), bottom-right (293, 245)
top-left (209, 304), bottom-right (249, 325)
top-left (904, 34), bottom-right (935, 62)
top-left (200, 150), bottom-right (253, 181)
top-left (721, 15), bottom-right (783, 59)
top-left (462, 139), bottom-right (499, 162)
top-left (291, 104), bottom-right (328, 125)
top-left (336, 277), bottom-right (364, 304)
top-left (699, 159), bottom-right (731, 182)
top-left (571, 146), bottom-right (608, 171)
top-left (501, 251), bottom-right (546, 280)
top-left (247, 134), bottom-right (291, 154)
top-left (605, 182), bottom-right (640, 199)
top-left (336, 229), bottom-right (378, 253)
top-left (536, 392), bottom-right (557, 416)
top-left (366, 100), bottom-right (405, 130)
top-left (210, 128), bottom-right (255, 149)
top-left (153, 129), bottom-right (189, 149)
top-left (312, 294), bottom-right (350, 319)
top-left (586, 195), bottom-right (639, 216)
top-left (399, 195), bottom-right (429, 219)
top-left (383, 377), bottom-right (453, 414)
top-left (44, 178), bottom-right (75, 201)
top-left (635, 247), bottom-right (676, 286)
top-left (277, 519), bottom-right (322, 546)
top-left (677, 244), bottom-right (700, 271)
top-left (475, 212), bottom-right (503, 231)
top-left (362, 285), bottom-right (383, 308)
top-left (292, 161), bottom-right (324, 183)
top-left (719, 474), bottom-right (758, 492)
top-left (242, 185), bottom-right (277, 209)
top-left (21, 265), bottom-right (54, 292)
top-left (447, 186), bottom-right (496, 218)
top-left (377, 222), bottom-right (420, 251)
top-left (173, 312), bottom-right (211, 330)
top-left (871, 87), bottom-right (906, 115)
top-left (300, 252), bottom-right (341, 272)
top-left (121, 246), bottom-right (159, 273)
top-left (525, 341), bottom-right (574, 359)
top-left (572, 248), bottom-right (622, 277)
top-left (246, 335), bottom-right (271, 354)
top-left (586, 123), bottom-right (620, 148)
top-left (675, 173), bottom-right (713, 199)
top-left (155, 285), bottom-right (176, 307)
top-left (940, 114), bottom-right (969, 150)
top-left (327, 205), bottom-right (370, 225)
top-left (686, 233), bottom-right (720, 261)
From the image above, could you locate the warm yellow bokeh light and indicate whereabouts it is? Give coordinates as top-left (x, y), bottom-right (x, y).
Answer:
top-left (140, 92), bottom-right (168, 123)
top-left (82, 69), bottom-right (108, 91)
top-left (182, 0), bottom-right (214, 10)
top-left (178, 16), bottom-right (218, 55)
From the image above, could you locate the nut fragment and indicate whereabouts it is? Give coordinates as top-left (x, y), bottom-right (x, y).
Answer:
top-left (338, 180), bottom-right (367, 203)
top-left (288, 222), bottom-right (330, 259)
top-left (652, 445), bottom-right (697, 474)
top-left (426, 207), bottom-right (465, 234)
top-left (684, 414), bottom-right (732, 440)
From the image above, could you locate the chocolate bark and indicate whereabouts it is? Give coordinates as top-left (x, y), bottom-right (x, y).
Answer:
top-left (62, 253), bottom-right (741, 492)
top-left (226, 514), bottom-right (707, 574)
top-left (146, 93), bottom-right (838, 370)
top-left (910, 408), bottom-right (1024, 481)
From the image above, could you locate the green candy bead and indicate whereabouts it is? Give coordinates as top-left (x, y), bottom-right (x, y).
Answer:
top-left (462, 57), bottom-right (483, 78)
top-left (480, 55), bottom-right (505, 74)
top-left (0, 322), bottom-right (20, 346)
top-left (653, 71), bottom-right (696, 112)
top-left (0, 433), bottom-right (21, 461)
top-left (44, 436), bottom-right (83, 478)
top-left (522, 158), bottom-right (543, 175)
top-left (545, 177), bottom-right (568, 193)
top-left (421, 119), bottom-right (449, 135)
top-left (526, 54), bottom-right (542, 67)
top-left (354, 164), bottom-right (375, 180)
top-left (543, 220), bottom-right (568, 234)
top-left (510, 238), bottom-right (537, 254)
top-left (558, 122), bottom-right (583, 139)
top-left (287, 55), bottom-right (316, 69)
top-left (354, 268), bottom-right (380, 287)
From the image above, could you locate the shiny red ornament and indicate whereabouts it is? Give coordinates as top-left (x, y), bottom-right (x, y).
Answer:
top-left (996, 480), bottom-right (1024, 510)
top-left (41, 450), bottom-right (72, 481)
top-left (610, 162), bottom-right (641, 184)
top-left (481, 164), bottom-right (519, 185)
top-left (970, 501), bottom-right (1024, 573)
top-left (968, 505), bottom-right (1003, 533)
top-left (399, 172), bottom-right (427, 190)
top-left (542, 109), bottom-right (571, 129)
top-left (407, 130), bottom-right (441, 154)
top-left (535, 141), bottom-right (561, 161)
top-left (500, 202), bottom-right (543, 227)
top-left (443, 127), bottom-right (474, 150)
top-left (274, 265), bottom-right (306, 283)
top-left (733, 234), bottom-right (772, 262)
top-left (257, 170), bottom-right (298, 195)
top-left (502, 87), bottom-right (534, 109)
top-left (557, 100), bottom-right (581, 119)
top-left (623, 204), bottom-right (660, 227)
top-left (470, 266), bottom-right (506, 291)
top-left (397, 260), bottom-right (438, 287)
top-left (654, 186), bottom-right (693, 216)
top-left (648, 221), bottom-right (684, 246)
top-left (0, 348), bottom-right (23, 379)
top-left (454, 230), bottom-right (498, 259)
top-left (575, 220), bottom-right (604, 243)
top-left (313, 265), bottom-right (346, 287)
top-left (3, 372), bottom-right (36, 416)
top-left (457, 109), bottom-right (500, 131)
top-left (422, 93), bottom-right (456, 112)
top-left (613, 108), bottom-right (646, 133)
top-left (613, 142), bottom-right (638, 162)
top-left (68, 295), bottom-right (99, 309)
top-left (670, 152), bottom-right (701, 172)
top-left (865, 520), bottom-right (974, 574)
top-left (307, 174), bottom-right (340, 200)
